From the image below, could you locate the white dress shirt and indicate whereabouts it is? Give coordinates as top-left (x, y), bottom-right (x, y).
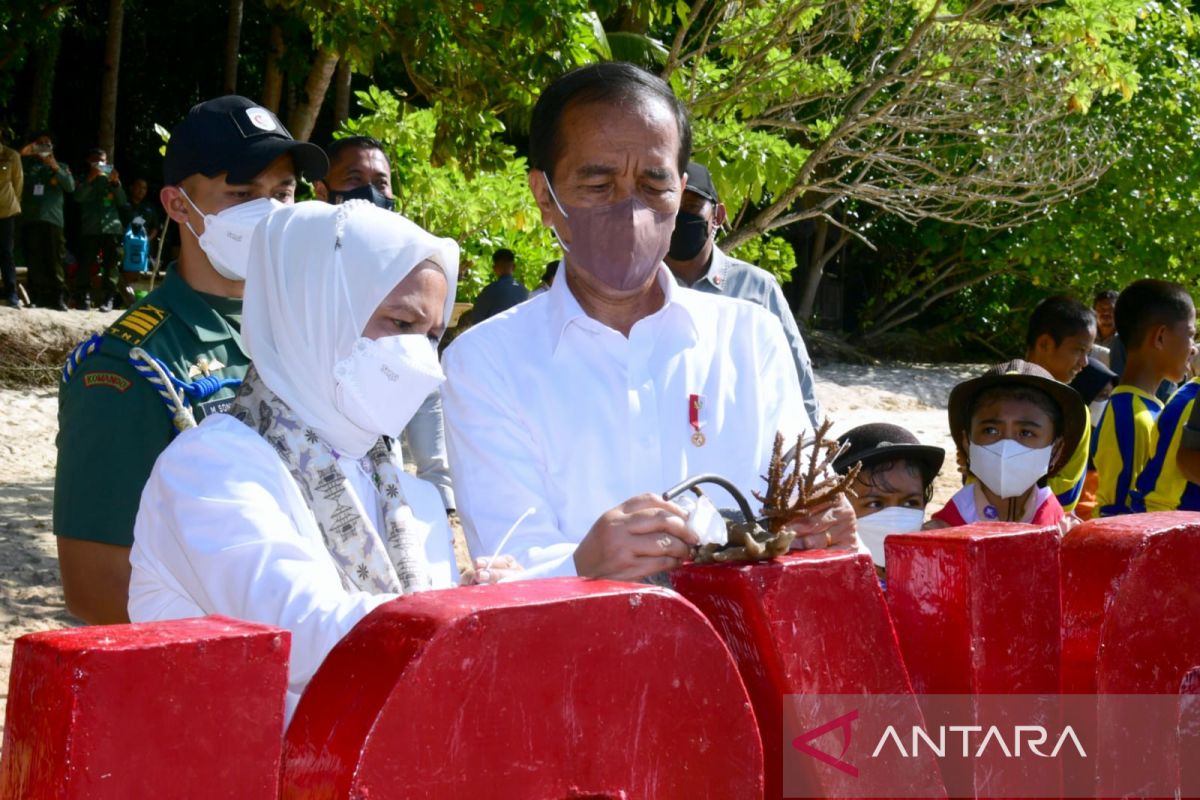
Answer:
top-left (128, 413), bottom-right (458, 722)
top-left (442, 264), bottom-right (810, 578)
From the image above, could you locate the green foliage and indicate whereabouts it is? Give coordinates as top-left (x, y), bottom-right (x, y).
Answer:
top-left (341, 87), bottom-right (559, 302)
top-left (727, 234), bottom-right (797, 285)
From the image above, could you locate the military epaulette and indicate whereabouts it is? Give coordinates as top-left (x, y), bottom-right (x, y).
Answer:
top-left (106, 303), bottom-right (170, 346)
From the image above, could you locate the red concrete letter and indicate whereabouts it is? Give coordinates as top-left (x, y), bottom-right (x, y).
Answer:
top-left (282, 579), bottom-right (762, 799)
top-left (1, 615), bottom-right (289, 799)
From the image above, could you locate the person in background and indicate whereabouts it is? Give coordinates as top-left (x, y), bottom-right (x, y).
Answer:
top-left (1093, 279), bottom-right (1196, 516)
top-left (443, 63), bottom-right (855, 583)
top-left (664, 161), bottom-right (822, 430)
top-left (18, 131), bottom-right (74, 310)
top-left (470, 247), bottom-right (529, 322)
top-left (54, 95), bottom-right (327, 625)
top-left (927, 360), bottom-right (1085, 533)
top-left (74, 147), bottom-right (128, 310)
top-left (125, 177), bottom-right (162, 242)
top-left (315, 134), bottom-right (456, 514)
top-left (529, 259), bottom-right (559, 299)
top-left (314, 135), bottom-right (395, 210)
top-left (1094, 289), bottom-right (1119, 350)
top-left (1022, 294), bottom-right (1095, 514)
top-left (1068, 357), bottom-right (1118, 519)
top-left (0, 130), bottom-right (23, 307)
top-left (833, 423), bottom-right (944, 575)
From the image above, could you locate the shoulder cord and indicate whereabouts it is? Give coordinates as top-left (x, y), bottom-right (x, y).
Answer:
top-left (127, 347), bottom-right (242, 434)
top-left (62, 334), bottom-right (104, 383)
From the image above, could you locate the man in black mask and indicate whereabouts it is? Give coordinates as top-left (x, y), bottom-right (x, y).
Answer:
top-left (315, 136), bottom-right (396, 210)
top-left (665, 161), bottom-right (822, 430)
top-left (316, 134), bottom-right (457, 516)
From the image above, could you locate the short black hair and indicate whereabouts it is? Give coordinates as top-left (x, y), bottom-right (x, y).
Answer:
top-left (529, 62), bottom-right (691, 182)
top-left (87, 147), bottom-right (107, 160)
top-left (1094, 289), bottom-right (1119, 305)
top-left (27, 129), bottom-right (52, 144)
top-left (969, 385), bottom-right (1064, 440)
top-left (541, 259), bottom-right (560, 284)
top-left (1115, 279), bottom-right (1195, 348)
top-left (493, 248), bottom-right (515, 264)
top-left (325, 136), bottom-right (387, 169)
top-left (1025, 295), bottom-right (1096, 350)
top-left (858, 458), bottom-right (935, 505)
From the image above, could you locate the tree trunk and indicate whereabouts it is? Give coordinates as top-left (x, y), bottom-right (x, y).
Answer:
top-left (262, 22), bottom-right (285, 112)
top-left (795, 216), bottom-right (829, 322)
top-left (332, 59), bottom-right (352, 131)
top-left (27, 25), bottom-right (62, 134)
top-left (97, 0), bottom-right (124, 159)
top-left (286, 48), bottom-right (338, 142)
top-left (222, 0), bottom-right (244, 95)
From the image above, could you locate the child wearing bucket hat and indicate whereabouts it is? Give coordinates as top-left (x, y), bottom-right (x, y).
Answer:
top-left (833, 423), bottom-right (945, 572)
top-left (926, 359), bottom-right (1087, 531)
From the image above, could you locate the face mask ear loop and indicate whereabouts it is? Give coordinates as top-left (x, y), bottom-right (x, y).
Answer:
top-left (177, 186), bottom-right (206, 242)
top-left (545, 177), bottom-right (572, 254)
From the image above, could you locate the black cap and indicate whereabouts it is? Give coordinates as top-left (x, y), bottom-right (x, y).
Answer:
top-left (684, 161), bottom-right (719, 204)
top-left (833, 423), bottom-right (945, 485)
top-left (1069, 357), bottom-right (1119, 405)
top-left (947, 359), bottom-right (1087, 476)
top-left (163, 95), bottom-right (328, 186)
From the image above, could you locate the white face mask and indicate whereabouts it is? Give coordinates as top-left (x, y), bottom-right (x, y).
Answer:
top-left (969, 439), bottom-right (1054, 499)
top-left (1089, 399), bottom-right (1107, 427)
top-left (855, 506), bottom-right (925, 568)
top-left (180, 189), bottom-right (282, 281)
top-left (333, 334), bottom-right (445, 438)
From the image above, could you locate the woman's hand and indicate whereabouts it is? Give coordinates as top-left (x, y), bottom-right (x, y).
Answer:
top-left (464, 554), bottom-right (524, 585)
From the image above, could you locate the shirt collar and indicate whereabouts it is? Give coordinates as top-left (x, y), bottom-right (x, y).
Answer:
top-left (692, 246), bottom-right (730, 292)
top-left (547, 261), bottom-right (700, 357)
top-left (162, 265), bottom-right (243, 344)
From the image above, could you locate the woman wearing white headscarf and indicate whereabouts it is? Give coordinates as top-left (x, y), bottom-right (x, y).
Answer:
top-left (129, 200), bottom-right (477, 719)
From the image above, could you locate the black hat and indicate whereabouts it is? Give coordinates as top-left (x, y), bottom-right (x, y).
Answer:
top-left (1069, 357), bottom-right (1119, 405)
top-left (833, 423), bottom-right (945, 485)
top-left (684, 161), bottom-right (719, 204)
top-left (163, 95), bottom-right (328, 186)
top-left (947, 359), bottom-right (1087, 475)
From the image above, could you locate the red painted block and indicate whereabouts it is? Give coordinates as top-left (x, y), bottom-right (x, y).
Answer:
top-left (886, 524), bottom-right (1062, 695)
top-left (1, 615), bottom-right (289, 800)
top-left (282, 578), bottom-right (761, 800)
top-left (1061, 513), bottom-right (1200, 695)
top-left (886, 524), bottom-right (1062, 798)
top-left (1088, 519), bottom-right (1200, 797)
top-left (670, 550), bottom-right (942, 800)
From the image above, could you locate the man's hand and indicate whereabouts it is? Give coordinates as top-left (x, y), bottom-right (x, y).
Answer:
top-left (784, 492), bottom-right (859, 551)
top-left (574, 493), bottom-right (698, 581)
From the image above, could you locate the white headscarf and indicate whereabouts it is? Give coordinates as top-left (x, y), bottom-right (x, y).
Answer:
top-left (242, 200), bottom-right (459, 456)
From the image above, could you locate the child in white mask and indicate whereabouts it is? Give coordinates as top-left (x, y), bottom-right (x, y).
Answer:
top-left (833, 423), bottom-right (945, 577)
top-left (926, 360), bottom-right (1086, 534)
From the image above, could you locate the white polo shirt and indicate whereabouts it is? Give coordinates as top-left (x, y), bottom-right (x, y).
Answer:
top-left (442, 264), bottom-right (809, 578)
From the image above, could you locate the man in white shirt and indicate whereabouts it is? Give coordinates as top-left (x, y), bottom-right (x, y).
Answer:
top-left (442, 63), bottom-right (857, 582)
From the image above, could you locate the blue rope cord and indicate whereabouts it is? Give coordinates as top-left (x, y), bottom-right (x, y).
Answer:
top-left (127, 351), bottom-right (241, 406)
top-left (62, 334), bottom-right (104, 383)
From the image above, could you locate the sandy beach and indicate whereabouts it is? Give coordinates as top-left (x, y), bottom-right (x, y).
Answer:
top-left (0, 303), bottom-right (978, 734)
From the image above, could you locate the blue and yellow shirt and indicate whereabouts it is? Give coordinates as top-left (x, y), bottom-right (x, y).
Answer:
top-left (1131, 380), bottom-right (1200, 512)
top-left (1092, 385), bottom-right (1164, 517)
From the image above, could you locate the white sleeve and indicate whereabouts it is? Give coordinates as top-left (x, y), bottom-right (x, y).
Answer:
top-left (441, 339), bottom-right (580, 579)
top-left (129, 426), bottom-right (397, 698)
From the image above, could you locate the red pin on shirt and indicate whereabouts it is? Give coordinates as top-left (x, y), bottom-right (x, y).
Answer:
top-left (689, 394), bottom-right (706, 447)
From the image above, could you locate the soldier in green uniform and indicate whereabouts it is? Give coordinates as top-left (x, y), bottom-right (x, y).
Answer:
top-left (54, 95), bottom-right (327, 624)
top-left (73, 147), bottom-right (128, 310)
top-left (18, 131), bottom-right (74, 310)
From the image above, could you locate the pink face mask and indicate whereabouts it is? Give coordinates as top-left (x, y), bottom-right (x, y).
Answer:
top-left (546, 178), bottom-right (677, 291)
